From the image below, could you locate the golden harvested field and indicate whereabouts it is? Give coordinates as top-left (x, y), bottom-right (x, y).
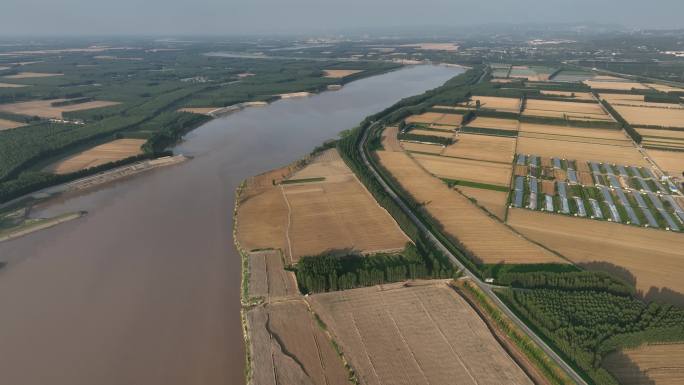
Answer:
top-left (611, 104), bottom-right (684, 128)
top-left (381, 126), bottom-right (403, 151)
top-left (410, 128), bottom-right (455, 138)
top-left (442, 133), bottom-right (516, 163)
top-left (412, 153), bottom-right (512, 186)
top-left (637, 128), bottom-right (684, 141)
top-left (583, 80), bottom-right (650, 91)
top-left (516, 136), bottom-right (647, 165)
top-left (600, 93), bottom-right (645, 102)
top-left (405, 112), bottom-right (462, 126)
top-left (2, 72), bottom-right (63, 79)
top-left (47, 139), bottom-right (145, 174)
top-left (309, 281), bottom-right (534, 385)
top-left (322, 69), bottom-right (362, 78)
top-left (519, 122), bottom-right (628, 142)
top-left (236, 167), bottom-right (292, 253)
top-left (523, 99), bottom-right (612, 121)
top-left (247, 250), bottom-right (297, 299)
top-left (508, 209), bottom-right (684, 297)
top-left (405, 112), bottom-right (444, 124)
top-left (646, 83), bottom-right (684, 93)
top-left (0, 98), bottom-right (120, 119)
top-left (0, 118), bottom-right (25, 131)
top-left (282, 149), bottom-right (407, 261)
top-left (400, 141), bottom-right (444, 154)
top-left (247, 300), bottom-right (349, 385)
top-left (0, 82), bottom-right (28, 88)
top-left (466, 116), bottom-right (519, 131)
top-left (539, 90), bottom-right (595, 101)
top-left (519, 131), bottom-right (629, 147)
top-left (460, 96), bottom-right (521, 113)
top-left (377, 150), bottom-right (562, 264)
top-left (604, 344), bottom-right (684, 385)
top-left (645, 149), bottom-right (684, 177)
top-left (456, 186), bottom-right (509, 219)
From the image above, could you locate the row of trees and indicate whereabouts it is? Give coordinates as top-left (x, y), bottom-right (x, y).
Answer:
top-left (296, 240), bottom-right (458, 294)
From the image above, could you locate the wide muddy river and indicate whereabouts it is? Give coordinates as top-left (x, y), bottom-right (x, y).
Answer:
top-left (0, 64), bottom-right (463, 385)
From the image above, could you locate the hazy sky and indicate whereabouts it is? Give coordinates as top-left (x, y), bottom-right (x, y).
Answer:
top-left (1, 0), bottom-right (683, 36)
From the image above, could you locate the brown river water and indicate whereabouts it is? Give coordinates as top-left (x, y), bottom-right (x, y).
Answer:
top-left (0, 64), bottom-right (463, 385)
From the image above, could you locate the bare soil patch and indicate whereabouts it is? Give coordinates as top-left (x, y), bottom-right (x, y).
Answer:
top-left (604, 343), bottom-right (684, 385)
top-left (0, 82), bottom-right (28, 88)
top-left (246, 299), bottom-right (349, 385)
top-left (377, 150), bottom-right (562, 264)
top-left (3, 72), bottom-right (63, 79)
top-left (442, 133), bottom-right (516, 163)
top-left (309, 281), bottom-right (534, 385)
top-left (247, 250), bottom-right (298, 299)
top-left (0, 98), bottom-right (120, 119)
top-left (0, 118), bottom-right (25, 131)
top-left (508, 208), bottom-right (684, 297)
top-left (323, 69), bottom-right (362, 78)
top-left (47, 139), bottom-right (145, 174)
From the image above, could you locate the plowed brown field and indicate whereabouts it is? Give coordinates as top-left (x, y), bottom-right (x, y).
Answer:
top-left (47, 139), bottom-right (145, 174)
top-left (309, 281), bottom-right (534, 385)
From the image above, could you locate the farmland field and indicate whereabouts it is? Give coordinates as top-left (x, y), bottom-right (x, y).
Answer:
top-left (519, 122), bottom-right (629, 143)
top-left (460, 96), bottom-right (521, 113)
top-left (645, 149), bottom-right (684, 177)
top-left (583, 80), bottom-right (650, 91)
top-left (46, 138), bottom-right (145, 174)
top-left (0, 118), bottom-right (25, 131)
top-left (516, 136), bottom-right (647, 165)
top-left (400, 141), bottom-right (444, 154)
top-left (246, 300), bottom-right (349, 385)
top-left (456, 185), bottom-right (509, 219)
top-left (377, 149), bottom-right (563, 264)
top-left (2, 72), bottom-right (63, 79)
top-left (442, 133), bottom-right (516, 163)
top-left (281, 149), bottom-right (408, 261)
top-left (247, 250), bottom-right (298, 299)
top-left (323, 69), bottom-right (362, 78)
top-left (409, 128), bottom-right (455, 138)
top-left (309, 281), bottom-right (534, 385)
top-left (412, 152), bottom-right (512, 186)
top-left (603, 344), bottom-right (684, 385)
top-left (508, 208), bottom-right (684, 299)
top-left (522, 99), bottom-right (612, 121)
top-left (465, 116), bottom-right (519, 131)
top-left (0, 99), bottom-right (120, 119)
top-left (236, 167), bottom-right (292, 253)
top-left (610, 104), bottom-right (684, 128)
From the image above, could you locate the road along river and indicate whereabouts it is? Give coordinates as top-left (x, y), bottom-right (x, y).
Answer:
top-left (0, 64), bottom-right (463, 385)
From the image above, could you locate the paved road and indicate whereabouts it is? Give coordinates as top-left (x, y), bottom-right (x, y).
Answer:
top-left (358, 121), bottom-right (587, 385)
